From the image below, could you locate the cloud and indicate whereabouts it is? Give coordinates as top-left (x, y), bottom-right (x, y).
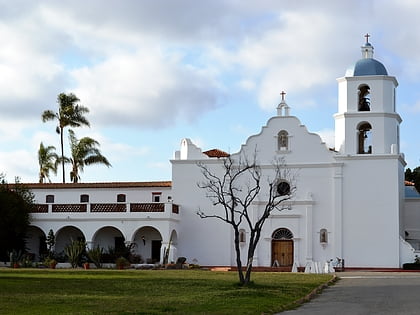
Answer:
top-left (203, 6), bottom-right (370, 110)
top-left (0, 150), bottom-right (37, 183)
top-left (71, 50), bottom-right (221, 128)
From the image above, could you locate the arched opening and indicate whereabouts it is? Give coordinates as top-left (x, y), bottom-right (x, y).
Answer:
top-left (25, 226), bottom-right (47, 262)
top-left (358, 122), bottom-right (372, 154)
top-left (80, 194), bottom-right (89, 203)
top-left (277, 130), bottom-right (288, 150)
top-left (117, 194), bottom-right (126, 202)
top-left (91, 226), bottom-right (126, 262)
top-left (54, 226), bottom-right (85, 256)
top-left (239, 229), bottom-right (246, 244)
top-left (46, 194), bottom-right (54, 203)
top-left (358, 84), bottom-right (371, 111)
top-left (132, 226), bottom-right (163, 264)
top-left (320, 228), bottom-right (328, 244)
top-left (271, 228), bottom-right (294, 268)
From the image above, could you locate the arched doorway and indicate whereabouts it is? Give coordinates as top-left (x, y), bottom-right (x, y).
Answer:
top-left (25, 226), bottom-right (47, 262)
top-left (132, 227), bottom-right (162, 264)
top-left (271, 228), bottom-right (294, 268)
top-left (55, 226), bottom-right (85, 254)
top-left (92, 226), bottom-right (125, 252)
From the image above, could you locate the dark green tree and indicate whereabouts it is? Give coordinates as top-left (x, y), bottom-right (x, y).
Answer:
top-left (42, 93), bottom-right (90, 183)
top-left (405, 168), bottom-right (414, 182)
top-left (405, 167), bottom-right (420, 193)
top-left (0, 175), bottom-right (33, 261)
top-left (46, 229), bottom-right (55, 258)
top-left (413, 167), bottom-right (420, 193)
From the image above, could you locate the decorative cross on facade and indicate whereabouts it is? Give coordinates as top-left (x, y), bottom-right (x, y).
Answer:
top-left (364, 33), bottom-right (370, 43)
top-left (280, 91), bottom-right (286, 101)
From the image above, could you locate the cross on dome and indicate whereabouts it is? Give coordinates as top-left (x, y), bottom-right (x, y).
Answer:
top-left (361, 33), bottom-right (374, 59)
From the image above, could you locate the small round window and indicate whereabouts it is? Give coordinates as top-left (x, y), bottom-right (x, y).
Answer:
top-left (277, 181), bottom-right (290, 196)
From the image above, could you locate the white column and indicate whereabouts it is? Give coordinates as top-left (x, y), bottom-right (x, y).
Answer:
top-left (305, 192), bottom-right (313, 262)
top-left (333, 164), bottom-right (343, 259)
top-left (86, 241), bottom-right (94, 250)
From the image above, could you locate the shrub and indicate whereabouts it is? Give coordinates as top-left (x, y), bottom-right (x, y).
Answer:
top-left (64, 240), bottom-right (86, 268)
top-left (115, 256), bottom-right (130, 269)
top-left (87, 246), bottom-right (103, 268)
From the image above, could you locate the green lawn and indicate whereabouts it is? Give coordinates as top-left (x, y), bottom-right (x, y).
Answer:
top-left (0, 268), bottom-right (333, 314)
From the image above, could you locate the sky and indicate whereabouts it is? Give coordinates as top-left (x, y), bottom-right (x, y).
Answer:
top-left (1, 0), bottom-right (420, 183)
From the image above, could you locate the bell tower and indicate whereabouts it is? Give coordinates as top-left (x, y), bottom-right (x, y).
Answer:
top-left (334, 34), bottom-right (401, 155)
top-left (334, 35), bottom-right (406, 268)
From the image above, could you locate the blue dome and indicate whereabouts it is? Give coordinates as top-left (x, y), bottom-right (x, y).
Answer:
top-left (346, 58), bottom-right (388, 76)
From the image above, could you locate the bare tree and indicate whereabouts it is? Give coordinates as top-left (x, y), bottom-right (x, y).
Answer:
top-left (197, 152), bottom-right (295, 286)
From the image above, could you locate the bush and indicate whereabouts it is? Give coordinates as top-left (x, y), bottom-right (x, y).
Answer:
top-left (43, 257), bottom-right (57, 269)
top-left (403, 263), bottom-right (420, 270)
top-left (115, 257), bottom-right (130, 269)
top-left (87, 246), bottom-right (103, 268)
top-left (64, 240), bottom-right (86, 268)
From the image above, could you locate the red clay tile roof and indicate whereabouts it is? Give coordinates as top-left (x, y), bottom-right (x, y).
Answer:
top-left (12, 181), bottom-right (172, 189)
top-left (203, 149), bottom-right (230, 158)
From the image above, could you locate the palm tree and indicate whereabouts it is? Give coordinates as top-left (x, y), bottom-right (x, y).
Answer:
top-left (41, 93), bottom-right (90, 183)
top-left (68, 129), bottom-right (111, 183)
top-left (38, 142), bottom-right (59, 183)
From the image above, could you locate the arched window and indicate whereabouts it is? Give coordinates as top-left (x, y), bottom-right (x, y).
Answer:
top-left (272, 228), bottom-right (293, 240)
top-left (239, 229), bottom-right (246, 243)
top-left (80, 194), bottom-right (89, 203)
top-left (320, 228), bottom-right (328, 244)
top-left (278, 130), bottom-right (288, 150)
top-left (46, 195), bottom-right (54, 203)
top-left (358, 122), bottom-right (372, 154)
top-left (277, 181), bottom-right (291, 196)
top-left (358, 84), bottom-right (371, 111)
top-left (117, 194), bottom-right (126, 202)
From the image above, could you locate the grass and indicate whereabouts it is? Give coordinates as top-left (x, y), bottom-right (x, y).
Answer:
top-left (0, 268), bottom-right (333, 314)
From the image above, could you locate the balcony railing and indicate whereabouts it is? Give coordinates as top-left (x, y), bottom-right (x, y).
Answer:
top-left (52, 204), bottom-right (87, 212)
top-left (32, 202), bottom-right (179, 214)
top-left (130, 203), bottom-right (164, 212)
top-left (91, 203), bottom-right (127, 212)
top-left (32, 204), bottom-right (49, 213)
top-left (172, 204), bottom-right (179, 214)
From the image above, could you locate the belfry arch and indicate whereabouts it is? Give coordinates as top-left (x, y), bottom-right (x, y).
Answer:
top-left (358, 122), bottom-right (372, 154)
top-left (358, 84), bottom-right (371, 111)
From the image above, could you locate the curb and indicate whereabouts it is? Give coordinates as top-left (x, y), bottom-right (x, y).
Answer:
top-left (287, 275), bottom-right (338, 310)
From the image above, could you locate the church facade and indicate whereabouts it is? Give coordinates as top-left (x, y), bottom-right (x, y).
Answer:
top-left (24, 38), bottom-right (420, 269)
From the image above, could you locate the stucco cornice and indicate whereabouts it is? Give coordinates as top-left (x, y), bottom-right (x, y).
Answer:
top-left (16, 181), bottom-right (172, 189)
top-left (334, 153), bottom-right (406, 166)
top-left (333, 112), bottom-right (402, 123)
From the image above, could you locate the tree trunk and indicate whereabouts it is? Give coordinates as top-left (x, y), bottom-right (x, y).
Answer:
top-left (233, 228), bottom-right (245, 284)
top-left (60, 127), bottom-right (65, 183)
top-left (243, 230), bottom-right (260, 285)
top-left (244, 245), bottom-right (255, 285)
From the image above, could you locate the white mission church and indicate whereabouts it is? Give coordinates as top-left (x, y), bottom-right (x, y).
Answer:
top-left (23, 37), bottom-right (420, 270)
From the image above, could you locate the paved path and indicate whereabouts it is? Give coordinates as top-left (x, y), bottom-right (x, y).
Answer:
top-left (282, 272), bottom-right (420, 314)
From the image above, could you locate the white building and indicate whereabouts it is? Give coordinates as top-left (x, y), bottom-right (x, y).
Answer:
top-left (25, 38), bottom-right (420, 269)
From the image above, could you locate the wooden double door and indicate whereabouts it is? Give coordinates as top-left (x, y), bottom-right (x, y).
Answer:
top-left (272, 240), bottom-right (294, 267)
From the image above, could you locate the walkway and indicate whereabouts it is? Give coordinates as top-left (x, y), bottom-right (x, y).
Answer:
top-left (282, 272), bottom-right (420, 314)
